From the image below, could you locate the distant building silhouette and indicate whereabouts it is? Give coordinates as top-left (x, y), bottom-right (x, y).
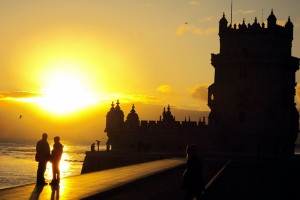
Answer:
top-left (105, 100), bottom-right (219, 152)
top-left (105, 10), bottom-right (299, 155)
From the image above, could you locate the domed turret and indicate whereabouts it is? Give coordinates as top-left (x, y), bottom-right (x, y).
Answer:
top-left (267, 9), bottom-right (277, 29)
top-left (105, 100), bottom-right (124, 132)
top-left (126, 104), bottom-right (140, 129)
top-left (113, 100), bottom-right (124, 128)
top-left (162, 107), bottom-right (166, 120)
top-left (285, 16), bottom-right (294, 38)
top-left (285, 16), bottom-right (293, 28)
top-left (107, 102), bottom-right (115, 116)
top-left (162, 105), bottom-right (175, 123)
top-left (105, 102), bottom-right (115, 132)
top-left (219, 12), bottom-right (228, 34)
top-left (114, 100), bottom-right (124, 115)
top-left (240, 18), bottom-right (247, 29)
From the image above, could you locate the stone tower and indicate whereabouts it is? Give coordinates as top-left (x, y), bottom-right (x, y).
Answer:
top-left (208, 10), bottom-right (299, 154)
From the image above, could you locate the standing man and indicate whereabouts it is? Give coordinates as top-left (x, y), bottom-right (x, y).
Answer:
top-left (50, 136), bottom-right (64, 185)
top-left (96, 140), bottom-right (100, 151)
top-left (106, 139), bottom-right (111, 152)
top-left (182, 144), bottom-right (205, 200)
top-left (36, 133), bottom-right (51, 185)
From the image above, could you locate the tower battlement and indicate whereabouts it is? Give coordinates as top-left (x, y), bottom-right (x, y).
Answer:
top-left (218, 10), bottom-right (294, 58)
top-left (219, 10), bottom-right (293, 37)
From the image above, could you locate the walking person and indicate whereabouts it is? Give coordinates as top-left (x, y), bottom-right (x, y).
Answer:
top-left (106, 139), bottom-right (111, 152)
top-left (182, 144), bottom-right (205, 200)
top-left (91, 143), bottom-right (96, 151)
top-left (50, 136), bottom-right (64, 185)
top-left (35, 133), bottom-right (51, 185)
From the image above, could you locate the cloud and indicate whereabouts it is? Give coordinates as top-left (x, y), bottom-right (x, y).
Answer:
top-left (0, 91), bottom-right (42, 99)
top-left (156, 84), bottom-right (175, 95)
top-left (188, 84), bottom-right (209, 102)
top-left (238, 9), bottom-right (256, 14)
top-left (176, 24), bottom-right (217, 36)
top-left (106, 93), bottom-right (163, 104)
top-left (201, 16), bottom-right (213, 22)
top-left (189, 0), bottom-right (201, 5)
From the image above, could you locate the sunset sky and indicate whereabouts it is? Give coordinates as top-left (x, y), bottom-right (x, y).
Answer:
top-left (1, 0), bottom-right (300, 141)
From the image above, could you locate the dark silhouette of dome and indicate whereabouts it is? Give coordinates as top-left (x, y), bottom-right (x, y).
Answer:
top-left (106, 102), bottom-right (115, 117)
top-left (285, 16), bottom-right (293, 29)
top-left (114, 100), bottom-right (124, 117)
top-left (162, 105), bottom-right (175, 123)
top-left (267, 9), bottom-right (277, 28)
top-left (219, 12), bottom-right (228, 25)
top-left (127, 104), bottom-right (139, 122)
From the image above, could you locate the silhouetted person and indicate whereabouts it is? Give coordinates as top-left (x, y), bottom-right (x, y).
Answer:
top-left (91, 143), bottom-right (96, 151)
top-left (50, 136), bottom-right (63, 185)
top-left (96, 140), bottom-right (100, 151)
top-left (106, 139), bottom-right (110, 152)
top-left (36, 133), bottom-right (51, 185)
top-left (182, 144), bottom-right (205, 200)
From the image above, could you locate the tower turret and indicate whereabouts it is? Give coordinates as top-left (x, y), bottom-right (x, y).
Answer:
top-left (285, 16), bottom-right (294, 39)
top-left (104, 100), bottom-right (124, 133)
top-left (219, 13), bottom-right (228, 35)
top-left (113, 100), bottom-right (124, 129)
top-left (162, 105), bottom-right (175, 123)
top-left (126, 104), bottom-right (140, 129)
top-left (105, 102), bottom-right (115, 132)
top-left (267, 9), bottom-right (277, 29)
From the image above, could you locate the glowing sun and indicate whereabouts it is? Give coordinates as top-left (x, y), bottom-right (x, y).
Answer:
top-left (38, 73), bottom-right (98, 115)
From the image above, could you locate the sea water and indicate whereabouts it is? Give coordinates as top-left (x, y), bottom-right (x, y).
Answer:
top-left (0, 138), bottom-right (97, 189)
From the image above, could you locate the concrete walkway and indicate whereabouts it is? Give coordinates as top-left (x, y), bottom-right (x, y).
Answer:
top-left (0, 158), bottom-right (186, 200)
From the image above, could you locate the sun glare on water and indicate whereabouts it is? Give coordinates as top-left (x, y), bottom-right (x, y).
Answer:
top-left (38, 73), bottom-right (99, 115)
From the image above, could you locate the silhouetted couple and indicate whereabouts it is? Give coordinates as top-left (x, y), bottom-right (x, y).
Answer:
top-left (182, 144), bottom-right (205, 200)
top-left (35, 133), bottom-right (63, 185)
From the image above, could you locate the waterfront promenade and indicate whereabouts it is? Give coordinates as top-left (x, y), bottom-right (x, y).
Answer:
top-left (0, 157), bottom-right (227, 199)
top-left (1, 154), bottom-right (299, 199)
top-left (0, 158), bottom-right (185, 199)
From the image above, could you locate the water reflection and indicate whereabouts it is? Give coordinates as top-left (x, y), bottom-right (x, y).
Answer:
top-left (45, 146), bottom-right (71, 182)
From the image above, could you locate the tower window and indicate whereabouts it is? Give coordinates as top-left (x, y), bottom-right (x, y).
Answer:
top-left (210, 93), bottom-right (214, 101)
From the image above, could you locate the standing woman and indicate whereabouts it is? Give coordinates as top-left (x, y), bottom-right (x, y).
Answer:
top-left (182, 144), bottom-right (205, 200)
top-left (50, 136), bottom-right (64, 185)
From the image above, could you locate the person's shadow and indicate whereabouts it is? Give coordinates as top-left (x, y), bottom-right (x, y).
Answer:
top-left (51, 184), bottom-right (60, 200)
top-left (29, 184), bottom-right (45, 200)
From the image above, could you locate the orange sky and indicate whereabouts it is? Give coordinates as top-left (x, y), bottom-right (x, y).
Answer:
top-left (0, 0), bottom-right (300, 141)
